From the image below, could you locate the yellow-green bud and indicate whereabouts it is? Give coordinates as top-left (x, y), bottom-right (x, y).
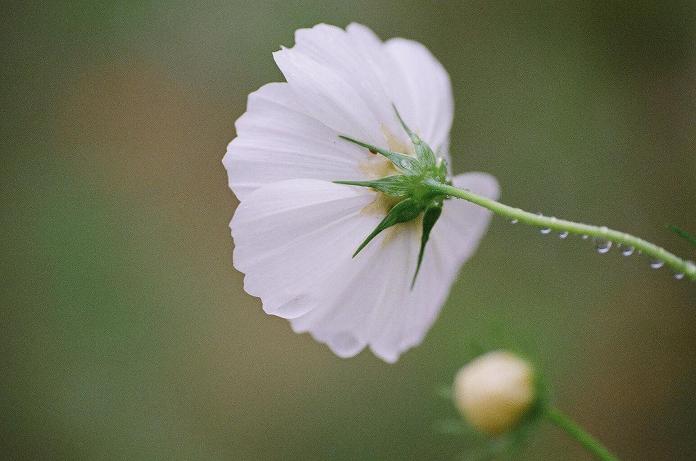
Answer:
top-left (453, 351), bottom-right (535, 435)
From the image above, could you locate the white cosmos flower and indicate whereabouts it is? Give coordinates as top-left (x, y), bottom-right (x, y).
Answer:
top-left (223, 23), bottom-right (499, 363)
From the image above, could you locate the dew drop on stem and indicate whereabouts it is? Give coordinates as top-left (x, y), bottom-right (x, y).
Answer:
top-left (650, 260), bottom-right (665, 269)
top-left (594, 239), bottom-right (612, 254)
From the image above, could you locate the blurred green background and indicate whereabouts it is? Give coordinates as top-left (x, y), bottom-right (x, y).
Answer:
top-left (3, 1), bottom-right (695, 459)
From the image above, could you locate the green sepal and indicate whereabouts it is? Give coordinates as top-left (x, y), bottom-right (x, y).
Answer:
top-left (392, 104), bottom-right (436, 167)
top-left (411, 203), bottom-right (442, 288)
top-left (415, 144), bottom-right (437, 168)
top-left (334, 175), bottom-right (417, 198)
top-left (436, 156), bottom-right (449, 181)
top-left (339, 135), bottom-right (421, 174)
top-left (353, 198), bottom-right (422, 257)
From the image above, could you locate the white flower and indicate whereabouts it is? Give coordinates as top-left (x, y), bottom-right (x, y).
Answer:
top-left (223, 23), bottom-right (499, 363)
top-left (453, 351), bottom-right (535, 435)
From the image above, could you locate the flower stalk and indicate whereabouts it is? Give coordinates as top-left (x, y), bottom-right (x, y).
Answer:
top-left (545, 407), bottom-right (619, 461)
top-left (427, 180), bottom-right (696, 281)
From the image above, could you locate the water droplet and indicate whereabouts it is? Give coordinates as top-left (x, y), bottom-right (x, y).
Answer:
top-left (650, 260), bottom-right (664, 269)
top-left (621, 246), bottom-right (635, 257)
top-left (510, 219), bottom-right (519, 225)
top-left (674, 273), bottom-right (685, 280)
top-left (581, 235), bottom-right (589, 240)
top-left (559, 231), bottom-right (569, 239)
top-left (594, 239), bottom-right (612, 254)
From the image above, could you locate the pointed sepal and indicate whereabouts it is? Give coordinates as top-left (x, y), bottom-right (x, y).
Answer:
top-left (353, 198), bottom-right (422, 257)
top-left (393, 104), bottom-right (436, 167)
top-left (339, 135), bottom-right (421, 173)
top-left (411, 203), bottom-right (442, 288)
top-left (436, 156), bottom-right (449, 180)
top-left (334, 175), bottom-right (417, 198)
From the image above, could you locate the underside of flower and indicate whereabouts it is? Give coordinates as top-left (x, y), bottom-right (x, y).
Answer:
top-left (335, 106), bottom-right (451, 286)
top-left (224, 23), bottom-right (499, 362)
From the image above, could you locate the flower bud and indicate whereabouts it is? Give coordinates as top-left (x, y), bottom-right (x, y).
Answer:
top-left (453, 351), bottom-right (535, 435)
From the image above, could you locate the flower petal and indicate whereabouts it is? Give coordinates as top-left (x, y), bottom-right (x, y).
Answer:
top-left (378, 172), bottom-right (500, 357)
top-left (231, 179), bottom-right (382, 319)
top-left (436, 173), bottom-right (500, 263)
top-left (289, 220), bottom-right (419, 361)
top-left (272, 24), bottom-right (455, 158)
top-left (293, 24), bottom-right (402, 139)
top-left (224, 82), bottom-right (367, 201)
top-left (385, 37), bottom-right (454, 155)
top-left (273, 26), bottom-right (389, 148)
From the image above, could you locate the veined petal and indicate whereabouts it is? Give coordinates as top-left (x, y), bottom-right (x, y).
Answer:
top-left (289, 220), bottom-right (419, 361)
top-left (345, 23), bottom-right (411, 107)
top-left (370, 173), bottom-right (498, 361)
top-left (273, 39), bottom-right (386, 149)
top-left (385, 37), bottom-right (454, 157)
top-left (344, 22), bottom-right (455, 158)
top-left (272, 24), bottom-right (455, 159)
top-left (293, 24), bottom-right (403, 140)
top-left (224, 82), bottom-right (367, 201)
top-left (231, 179), bottom-right (382, 318)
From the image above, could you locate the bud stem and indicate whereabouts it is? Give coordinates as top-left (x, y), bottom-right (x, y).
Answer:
top-left (427, 180), bottom-right (696, 281)
top-left (545, 407), bottom-right (619, 461)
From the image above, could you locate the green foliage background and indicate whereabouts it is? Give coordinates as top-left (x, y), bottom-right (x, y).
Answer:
top-left (3, 1), bottom-right (695, 459)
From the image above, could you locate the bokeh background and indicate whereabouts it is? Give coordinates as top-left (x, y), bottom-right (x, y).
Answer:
top-left (3, 1), bottom-right (696, 459)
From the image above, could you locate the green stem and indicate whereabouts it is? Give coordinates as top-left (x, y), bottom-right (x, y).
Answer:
top-left (428, 181), bottom-right (696, 281)
top-left (545, 407), bottom-right (619, 461)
